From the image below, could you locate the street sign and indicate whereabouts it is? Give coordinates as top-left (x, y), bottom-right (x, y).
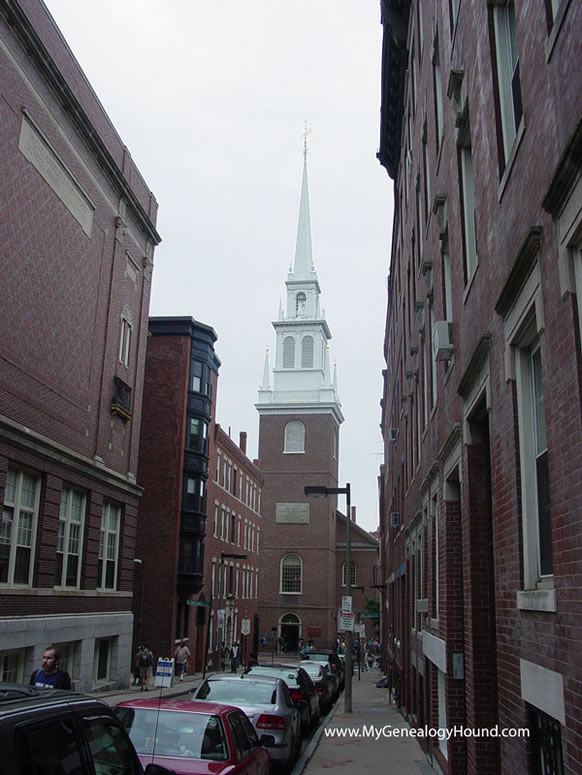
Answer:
top-left (360, 612), bottom-right (380, 618)
top-left (155, 658), bottom-right (174, 688)
top-left (341, 595), bottom-right (352, 615)
top-left (186, 599), bottom-right (211, 607)
top-left (355, 624), bottom-right (366, 636)
top-left (339, 613), bottom-right (354, 632)
top-left (241, 618), bottom-right (251, 636)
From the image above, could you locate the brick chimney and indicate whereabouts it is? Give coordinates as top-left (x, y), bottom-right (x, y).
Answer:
top-left (351, 505), bottom-right (357, 523)
top-left (239, 431), bottom-right (247, 455)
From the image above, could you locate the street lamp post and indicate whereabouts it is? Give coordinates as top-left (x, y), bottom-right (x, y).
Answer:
top-left (305, 483), bottom-right (353, 713)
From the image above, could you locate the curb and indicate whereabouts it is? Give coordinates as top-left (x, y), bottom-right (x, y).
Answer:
top-left (294, 694), bottom-right (343, 775)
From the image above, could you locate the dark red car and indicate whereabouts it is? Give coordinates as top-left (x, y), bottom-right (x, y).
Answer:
top-left (115, 698), bottom-right (271, 775)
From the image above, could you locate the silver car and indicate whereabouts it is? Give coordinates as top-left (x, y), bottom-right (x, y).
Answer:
top-left (191, 673), bottom-right (301, 771)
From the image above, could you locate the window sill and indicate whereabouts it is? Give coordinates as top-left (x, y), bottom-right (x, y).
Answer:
top-left (497, 119), bottom-right (526, 203)
top-left (516, 588), bottom-right (557, 612)
top-left (283, 451), bottom-right (305, 455)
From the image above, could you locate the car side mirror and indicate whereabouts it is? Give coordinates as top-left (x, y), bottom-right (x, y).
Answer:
top-left (145, 764), bottom-right (177, 775)
top-left (259, 734), bottom-right (276, 747)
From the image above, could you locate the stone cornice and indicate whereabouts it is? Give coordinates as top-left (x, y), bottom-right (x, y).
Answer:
top-left (495, 227), bottom-right (542, 317)
top-left (458, 334), bottom-right (491, 399)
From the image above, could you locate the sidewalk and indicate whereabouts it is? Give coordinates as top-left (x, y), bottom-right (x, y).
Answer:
top-left (88, 671), bottom-right (204, 707)
top-left (300, 669), bottom-right (437, 775)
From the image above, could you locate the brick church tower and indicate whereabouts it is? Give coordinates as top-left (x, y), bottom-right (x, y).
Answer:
top-left (256, 150), bottom-right (344, 651)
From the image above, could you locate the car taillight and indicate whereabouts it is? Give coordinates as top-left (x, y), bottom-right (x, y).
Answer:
top-left (290, 689), bottom-right (303, 702)
top-left (257, 714), bottom-right (286, 730)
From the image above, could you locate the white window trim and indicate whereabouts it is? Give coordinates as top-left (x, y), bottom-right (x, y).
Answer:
top-left (493, 1), bottom-right (522, 164)
top-left (98, 502), bottom-right (120, 591)
top-left (280, 553), bottom-right (303, 595)
top-left (284, 421), bottom-right (305, 454)
top-left (54, 486), bottom-right (86, 589)
top-left (503, 262), bottom-right (555, 601)
top-left (1, 468), bottom-right (40, 587)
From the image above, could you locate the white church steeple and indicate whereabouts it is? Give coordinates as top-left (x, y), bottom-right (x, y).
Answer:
top-left (257, 131), bottom-right (343, 425)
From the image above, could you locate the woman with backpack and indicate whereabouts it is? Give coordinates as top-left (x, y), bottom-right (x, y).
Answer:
top-left (136, 644), bottom-right (154, 690)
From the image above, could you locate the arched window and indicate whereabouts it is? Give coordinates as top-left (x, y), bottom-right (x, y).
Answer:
top-left (280, 554), bottom-right (302, 594)
top-left (284, 421), bottom-right (305, 453)
top-left (342, 561), bottom-right (357, 587)
top-left (283, 336), bottom-right (295, 368)
top-left (296, 292), bottom-right (307, 316)
top-left (301, 335), bottom-right (314, 368)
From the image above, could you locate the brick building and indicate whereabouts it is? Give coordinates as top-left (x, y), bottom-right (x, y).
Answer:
top-left (203, 426), bottom-right (263, 671)
top-left (135, 317), bottom-right (220, 668)
top-left (335, 510), bottom-right (380, 644)
top-left (0, 0), bottom-right (160, 690)
top-left (378, 1), bottom-right (582, 774)
top-left (256, 153), bottom-right (346, 651)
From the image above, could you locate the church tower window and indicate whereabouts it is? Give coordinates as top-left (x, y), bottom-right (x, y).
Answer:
top-left (296, 292), bottom-right (307, 316)
top-left (283, 336), bottom-right (295, 368)
top-left (280, 553), bottom-right (302, 593)
top-left (301, 336), bottom-right (314, 368)
top-left (284, 421), bottom-right (305, 453)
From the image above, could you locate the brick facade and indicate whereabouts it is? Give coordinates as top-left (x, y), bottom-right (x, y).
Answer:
top-left (0, 0), bottom-right (159, 691)
top-left (378, 1), bottom-right (582, 773)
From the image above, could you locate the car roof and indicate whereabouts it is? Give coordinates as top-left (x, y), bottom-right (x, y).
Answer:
top-left (116, 698), bottom-right (241, 715)
top-left (0, 683), bottom-right (110, 717)
top-left (206, 673), bottom-right (280, 685)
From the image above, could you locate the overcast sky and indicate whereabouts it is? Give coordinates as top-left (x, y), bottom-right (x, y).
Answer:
top-left (44, 0), bottom-right (394, 532)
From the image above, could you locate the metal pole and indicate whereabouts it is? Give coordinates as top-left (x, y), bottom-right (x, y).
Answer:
top-left (344, 483), bottom-right (352, 713)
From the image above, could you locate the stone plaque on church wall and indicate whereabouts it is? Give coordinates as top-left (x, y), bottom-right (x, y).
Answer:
top-left (275, 503), bottom-right (310, 524)
top-left (19, 115), bottom-right (94, 236)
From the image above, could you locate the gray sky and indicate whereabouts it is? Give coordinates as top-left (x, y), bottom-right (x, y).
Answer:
top-left (44, 0), bottom-right (393, 532)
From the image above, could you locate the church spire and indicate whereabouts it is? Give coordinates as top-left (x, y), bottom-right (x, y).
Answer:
top-left (292, 123), bottom-right (314, 281)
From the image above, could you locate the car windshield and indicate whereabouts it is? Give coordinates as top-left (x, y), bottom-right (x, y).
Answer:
top-left (198, 680), bottom-right (277, 705)
top-left (115, 707), bottom-right (228, 761)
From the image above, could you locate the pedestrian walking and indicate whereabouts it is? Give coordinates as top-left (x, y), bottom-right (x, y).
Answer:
top-left (137, 644), bottom-right (154, 690)
top-left (230, 641), bottom-right (239, 672)
top-left (174, 638), bottom-right (191, 681)
top-left (30, 646), bottom-right (72, 690)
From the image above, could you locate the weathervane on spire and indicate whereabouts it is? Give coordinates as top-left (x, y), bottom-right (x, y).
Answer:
top-left (302, 121), bottom-right (312, 161)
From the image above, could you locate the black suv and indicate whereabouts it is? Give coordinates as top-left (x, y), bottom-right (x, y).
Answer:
top-left (0, 683), bottom-right (174, 775)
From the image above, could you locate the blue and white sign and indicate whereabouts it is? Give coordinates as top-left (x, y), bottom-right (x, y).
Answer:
top-left (155, 657), bottom-right (175, 688)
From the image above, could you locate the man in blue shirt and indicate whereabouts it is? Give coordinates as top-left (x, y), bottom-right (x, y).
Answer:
top-left (29, 646), bottom-right (72, 690)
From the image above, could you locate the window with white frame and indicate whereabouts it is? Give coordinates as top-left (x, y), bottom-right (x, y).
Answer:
top-left (1, 468), bottom-right (40, 586)
top-left (284, 421), bottom-right (305, 453)
top-left (216, 453), bottom-right (221, 483)
top-left (220, 507), bottom-right (226, 541)
top-left (280, 553), bottom-right (302, 594)
top-left (118, 310), bottom-right (132, 368)
top-left (211, 560), bottom-right (216, 596)
top-left (55, 487), bottom-right (86, 588)
top-left (97, 502), bottom-right (120, 590)
top-left (503, 260), bottom-right (553, 589)
top-left (459, 131), bottom-right (478, 281)
top-left (449, 0), bottom-right (460, 32)
top-left (341, 561), bottom-right (357, 587)
top-left (432, 34), bottom-right (444, 151)
top-left (283, 336), bottom-right (295, 368)
top-left (256, 528), bottom-right (260, 553)
top-left (301, 336), bottom-right (314, 368)
top-left (213, 504), bottom-right (219, 537)
top-left (492, 0), bottom-right (523, 167)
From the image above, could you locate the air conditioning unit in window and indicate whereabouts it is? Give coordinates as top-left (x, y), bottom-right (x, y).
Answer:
top-left (432, 321), bottom-right (454, 361)
top-left (387, 428), bottom-right (398, 443)
top-left (390, 512), bottom-right (400, 529)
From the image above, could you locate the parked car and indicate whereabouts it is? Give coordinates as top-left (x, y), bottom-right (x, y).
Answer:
top-left (0, 683), bottom-right (173, 775)
top-left (115, 698), bottom-right (270, 775)
top-left (296, 662), bottom-right (334, 713)
top-left (191, 674), bottom-right (300, 770)
top-left (301, 650), bottom-right (345, 689)
top-left (299, 658), bottom-right (339, 701)
top-left (245, 664), bottom-right (320, 734)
